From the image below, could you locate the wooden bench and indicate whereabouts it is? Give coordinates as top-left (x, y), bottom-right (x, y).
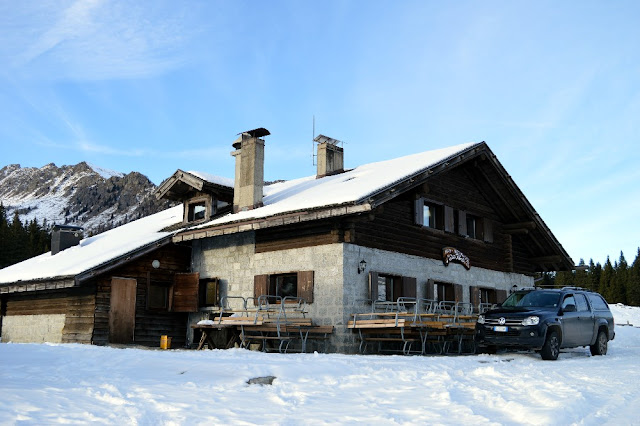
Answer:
top-left (240, 322), bottom-right (334, 353)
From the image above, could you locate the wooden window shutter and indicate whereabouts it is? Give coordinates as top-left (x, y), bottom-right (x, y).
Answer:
top-left (254, 274), bottom-right (269, 306)
top-left (444, 206), bottom-right (455, 233)
top-left (401, 276), bottom-right (417, 299)
top-left (470, 286), bottom-right (480, 311)
top-left (297, 271), bottom-right (314, 303)
top-left (414, 198), bottom-right (424, 225)
top-left (204, 278), bottom-right (220, 306)
top-left (458, 211), bottom-right (467, 236)
top-left (426, 279), bottom-right (435, 300)
top-left (171, 272), bottom-right (199, 312)
top-left (483, 218), bottom-right (494, 243)
top-left (454, 283), bottom-right (464, 303)
top-left (368, 271), bottom-right (379, 302)
top-left (496, 289), bottom-right (508, 304)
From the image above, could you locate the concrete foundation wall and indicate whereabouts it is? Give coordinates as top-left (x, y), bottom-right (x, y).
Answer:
top-left (190, 234), bottom-right (533, 353)
top-left (1, 314), bottom-right (66, 343)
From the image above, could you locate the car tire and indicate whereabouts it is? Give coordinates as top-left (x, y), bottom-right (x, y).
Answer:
top-left (590, 330), bottom-right (608, 356)
top-left (541, 330), bottom-right (560, 360)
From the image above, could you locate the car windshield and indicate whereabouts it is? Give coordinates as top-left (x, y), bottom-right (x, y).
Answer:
top-left (515, 291), bottom-right (560, 308)
top-left (500, 291), bottom-right (529, 307)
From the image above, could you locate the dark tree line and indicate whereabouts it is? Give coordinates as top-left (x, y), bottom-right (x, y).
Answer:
top-left (0, 204), bottom-right (51, 269)
top-left (538, 250), bottom-right (640, 307)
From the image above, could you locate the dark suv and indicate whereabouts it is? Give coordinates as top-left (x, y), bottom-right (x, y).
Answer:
top-left (475, 287), bottom-right (615, 360)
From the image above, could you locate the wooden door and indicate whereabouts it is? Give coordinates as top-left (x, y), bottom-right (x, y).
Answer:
top-left (109, 277), bottom-right (137, 344)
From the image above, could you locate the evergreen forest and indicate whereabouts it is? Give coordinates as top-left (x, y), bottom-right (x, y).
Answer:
top-left (0, 204), bottom-right (51, 269)
top-left (538, 250), bottom-right (640, 307)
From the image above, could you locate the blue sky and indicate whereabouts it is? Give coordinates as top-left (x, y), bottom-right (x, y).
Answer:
top-left (1, 1), bottom-right (639, 266)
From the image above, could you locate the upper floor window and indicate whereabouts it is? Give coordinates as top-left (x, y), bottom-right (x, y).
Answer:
top-left (466, 214), bottom-right (478, 239)
top-left (188, 201), bottom-right (206, 222)
top-left (415, 199), bottom-right (444, 230)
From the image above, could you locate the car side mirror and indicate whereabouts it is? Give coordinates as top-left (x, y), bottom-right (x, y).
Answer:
top-left (563, 304), bottom-right (576, 313)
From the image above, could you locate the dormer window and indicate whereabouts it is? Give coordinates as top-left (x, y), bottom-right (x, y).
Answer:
top-left (188, 201), bottom-right (206, 222)
top-left (184, 196), bottom-right (214, 223)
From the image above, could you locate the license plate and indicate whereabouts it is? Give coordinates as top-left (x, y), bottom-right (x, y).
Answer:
top-left (493, 326), bottom-right (508, 332)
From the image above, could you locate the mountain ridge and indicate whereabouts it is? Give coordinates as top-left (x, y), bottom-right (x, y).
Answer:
top-left (0, 162), bottom-right (176, 235)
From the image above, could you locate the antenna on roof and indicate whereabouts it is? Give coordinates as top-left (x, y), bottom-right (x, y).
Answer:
top-left (312, 115), bottom-right (316, 166)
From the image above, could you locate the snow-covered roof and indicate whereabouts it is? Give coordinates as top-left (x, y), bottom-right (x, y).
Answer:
top-left (0, 205), bottom-right (184, 285)
top-left (193, 142), bottom-right (479, 229)
top-left (186, 171), bottom-right (234, 188)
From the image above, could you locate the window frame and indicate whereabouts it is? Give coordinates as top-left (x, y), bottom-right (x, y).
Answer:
top-left (147, 280), bottom-right (171, 311)
top-left (184, 195), bottom-right (215, 224)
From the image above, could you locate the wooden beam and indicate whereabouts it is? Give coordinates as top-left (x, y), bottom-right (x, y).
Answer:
top-left (503, 221), bottom-right (536, 231)
top-left (529, 255), bottom-right (563, 264)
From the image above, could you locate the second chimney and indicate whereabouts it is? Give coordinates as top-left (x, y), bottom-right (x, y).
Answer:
top-left (315, 134), bottom-right (344, 178)
top-left (231, 128), bottom-right (269, 213)
top-left (51, 225), bottom-right (83, 255)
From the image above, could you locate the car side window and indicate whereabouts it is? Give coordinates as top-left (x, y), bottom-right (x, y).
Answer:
top-left (562, 295), bottom-right (576, 311)
top-left (574, 294), bottom-right (589, 312)
top-left (588, 294), bottom-right (609, 310)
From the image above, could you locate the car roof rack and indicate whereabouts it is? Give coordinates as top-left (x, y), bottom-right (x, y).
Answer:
top-left (560, 286), bottom-right (587, 291)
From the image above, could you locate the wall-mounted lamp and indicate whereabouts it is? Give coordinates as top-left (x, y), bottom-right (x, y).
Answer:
top-left (357, 259), bottom-right (367, 274)
top-left (152, 260), bottom-right (160, 269)
top-left (510, 284), bottom-right (518, 293)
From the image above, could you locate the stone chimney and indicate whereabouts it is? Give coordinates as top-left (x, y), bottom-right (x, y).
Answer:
top-left (231, 128), bottom-right (270, 212)
top-left (51, 225), bottom-right (83, 255)
top-left (315, 134), bottom-right (344, 178)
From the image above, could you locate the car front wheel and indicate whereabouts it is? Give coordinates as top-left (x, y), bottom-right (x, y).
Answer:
top-left (541, 330), bottom-right (560, 360)
top-left (590, 330), bottom-right (608, 356)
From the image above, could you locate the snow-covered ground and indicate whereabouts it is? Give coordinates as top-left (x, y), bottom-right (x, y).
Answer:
top-left (1, 305), bottom-right (639, 425)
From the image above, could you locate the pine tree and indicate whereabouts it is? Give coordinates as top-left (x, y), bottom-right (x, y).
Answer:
top-left (554, 270), bottom-right (574, 288)
top-left (574, 258), bottom-right (588, 289)
top-left (600, 257), bottom-right (614, 301)
top-left (628, 248), bottom-right (640, 307)
top-left (0, 203), bottom-right (9, 268)
top-left (611, 252), bottom-right (629, 304)
top-left (588, 259), bottom-right (602, 293)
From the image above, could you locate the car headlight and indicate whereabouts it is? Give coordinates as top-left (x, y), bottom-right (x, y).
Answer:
top-left (477, 314), bottom-right (485, 324)
top-left (522, 316), bottom-right (539, 326)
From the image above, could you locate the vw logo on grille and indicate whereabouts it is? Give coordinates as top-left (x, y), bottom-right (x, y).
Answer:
top-left (498, 317), bottom-right (506, 325)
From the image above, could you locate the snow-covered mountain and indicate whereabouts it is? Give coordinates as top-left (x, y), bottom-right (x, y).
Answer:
top-left (0, 162), bottom-right (176, 235)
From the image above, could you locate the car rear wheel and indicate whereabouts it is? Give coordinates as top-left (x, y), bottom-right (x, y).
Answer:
top-left (541, 330), bottom-right (560, 360)
top-left (590, 330), bottom-right (608, 356)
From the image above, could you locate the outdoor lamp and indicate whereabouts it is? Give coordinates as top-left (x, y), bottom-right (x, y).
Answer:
top-left (358, 259), bottom-right (367, 274)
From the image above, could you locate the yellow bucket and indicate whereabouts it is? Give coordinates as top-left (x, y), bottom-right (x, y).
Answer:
top-left (160, 335), bottom-right (172, 349)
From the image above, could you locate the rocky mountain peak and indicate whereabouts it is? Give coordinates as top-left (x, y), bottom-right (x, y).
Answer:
top-left (0, 162), bottom-right (176, 235)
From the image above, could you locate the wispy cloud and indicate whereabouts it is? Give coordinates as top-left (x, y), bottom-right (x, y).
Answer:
top-left (1, 1), bottom-right (199, 81)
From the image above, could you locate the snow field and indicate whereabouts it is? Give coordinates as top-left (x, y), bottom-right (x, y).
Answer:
top-left (0, 305), bottom-right (638, 425)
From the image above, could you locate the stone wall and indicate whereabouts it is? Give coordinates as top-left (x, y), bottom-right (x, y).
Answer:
top-left (189, 233), bottom-right (346, 351)
top-left (1, 314), bottom-right (66, 343)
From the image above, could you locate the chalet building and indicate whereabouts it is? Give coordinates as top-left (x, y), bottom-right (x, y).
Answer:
top-left (157, 128), bottom-right (574, 353)
top-left (0, 127), bottom-right (574, 353)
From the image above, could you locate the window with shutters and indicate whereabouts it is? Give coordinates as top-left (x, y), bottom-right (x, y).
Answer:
top-left (369, 272), bottom-right (417, 302)
top-left (415, 198), bottom-right (445, 230)
top-left (457, 210), bottom-right (493, 243)
top-left (199, 278), bottom-right (220, 307)
top-left (426, 280), bottom-right (463, 303)
top-left (270, 273), bottom-right (298, 299)
top-left (253, 271), bottom-right (314, 304)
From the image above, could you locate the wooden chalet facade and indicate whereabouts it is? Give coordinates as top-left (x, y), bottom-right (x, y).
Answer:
top-left (0, 208), bottom-right (197, 347)
top-left (160, 130), bottom-right (574, 353)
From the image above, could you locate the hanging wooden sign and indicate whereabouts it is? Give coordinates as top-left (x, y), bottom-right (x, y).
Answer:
top-left (442, 247), bottom-right (471, 270)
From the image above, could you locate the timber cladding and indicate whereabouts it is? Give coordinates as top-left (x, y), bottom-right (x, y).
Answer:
top-left (3, 288), bottom-right (96, 344)
top-left (92, 243), bottom-right (192, 347)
